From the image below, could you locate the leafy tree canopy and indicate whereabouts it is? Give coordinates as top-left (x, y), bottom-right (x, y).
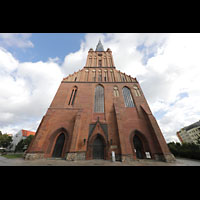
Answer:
top-left (0, 133), bottom-right (13, 148)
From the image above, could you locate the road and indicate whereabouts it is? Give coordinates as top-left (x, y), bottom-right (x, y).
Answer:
top-left (1, 155), bottom-right (200, 166)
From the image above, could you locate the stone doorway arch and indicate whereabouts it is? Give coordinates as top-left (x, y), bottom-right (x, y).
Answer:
top-left (130, 130), bottom-right (151, 159)
top-left (133, 134), bottom-right (145, 159)
top-left (52, 133), bottom-right (65, 158)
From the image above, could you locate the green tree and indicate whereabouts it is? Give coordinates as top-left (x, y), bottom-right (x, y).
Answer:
top-left (168, 141), bottom-right (200, 160)
top-left (0, 133), bottom-right (12, 148)
top-left (15, 135), bottom-right (34, 152)
top-left (15, 139), bottom-right (24, 152)
top-left (168, 142), bottom-right (181, 157)
top-left (24, 135), bottom-right (34, 147)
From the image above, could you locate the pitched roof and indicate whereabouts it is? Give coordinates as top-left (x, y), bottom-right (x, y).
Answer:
top-left (95, 40), bottom-right (104, 51)
top-left (185, 120), bottom-right (200, 131)
top-left (22, 129), bottom-right (35, 137)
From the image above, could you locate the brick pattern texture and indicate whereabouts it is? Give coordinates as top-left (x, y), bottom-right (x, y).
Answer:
top-left (25, 45), bottom-right (175, 162)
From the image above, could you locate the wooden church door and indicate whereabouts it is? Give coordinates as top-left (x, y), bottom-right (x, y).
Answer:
top-left (93, 135), bottom-right (105, 159)
top-left (52, 133), bottom-right (65, 157)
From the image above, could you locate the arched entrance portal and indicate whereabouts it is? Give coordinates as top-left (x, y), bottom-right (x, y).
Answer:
top-left (133, 135), bottom-right (144, 159)
top-left (52, 133), bottom-right (65, 157)
top-left (92, 135), bottom-right (105, 159)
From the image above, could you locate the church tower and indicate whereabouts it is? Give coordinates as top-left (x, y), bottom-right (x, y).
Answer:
top-left (25, 40), bottom-right (175, 162)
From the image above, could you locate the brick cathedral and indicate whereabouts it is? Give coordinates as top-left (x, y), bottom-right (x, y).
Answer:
top-left (25, 40), bottom-right (175, 162)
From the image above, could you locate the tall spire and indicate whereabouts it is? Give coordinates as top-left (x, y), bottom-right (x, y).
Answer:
top-left (95, 39), bottom-right (104, 51)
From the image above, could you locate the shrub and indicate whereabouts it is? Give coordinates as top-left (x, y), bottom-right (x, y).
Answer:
top-left (168, 142), bottom-right (200, 160)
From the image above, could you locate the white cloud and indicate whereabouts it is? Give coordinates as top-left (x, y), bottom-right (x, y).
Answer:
top-left (61, 33), bottom-right (106, 76)
top-left (0, 47), bottom-right (64, 134)
top-left (138, 33), bottom-right (200, 142)
top-left (60, 33), bottom-right (200, 143)
top-left (1, 33), bottom-right (200, 145)
top-left (0, 47), bottom-right (19, 73)
top-left (0, 33), bottom-right (34, 48)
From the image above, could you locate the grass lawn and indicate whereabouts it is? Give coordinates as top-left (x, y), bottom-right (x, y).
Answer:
top-left (1, 153), bottom-right (24, 159)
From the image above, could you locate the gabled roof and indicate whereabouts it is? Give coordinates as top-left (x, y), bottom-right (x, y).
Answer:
top-left (88, 118), bottom-right (108, 140)
top-left (95, 40), bottom-right (104, 51)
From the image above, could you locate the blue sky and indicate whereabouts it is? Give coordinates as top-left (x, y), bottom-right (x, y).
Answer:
top-left (2, 33), bottom-right (86, 63)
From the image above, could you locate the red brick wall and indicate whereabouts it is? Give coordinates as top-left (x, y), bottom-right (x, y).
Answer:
top-left (26, 57), bottom-right (173, 161)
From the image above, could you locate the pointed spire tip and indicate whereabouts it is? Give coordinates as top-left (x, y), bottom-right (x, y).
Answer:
top-left (95, 40), bottom-right (104, 51)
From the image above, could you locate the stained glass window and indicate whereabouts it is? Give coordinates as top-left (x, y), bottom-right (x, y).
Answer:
top-left (122, 87), bottom-right (134, 107)
top-left (94, 85), bottom-right (104, 113)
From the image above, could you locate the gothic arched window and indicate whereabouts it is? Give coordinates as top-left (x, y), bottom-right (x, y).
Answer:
top-left (98, 59), bottom-right (102, 67)
top-left (94, 85), bottom-right (104, 113)
top-left (122, 87), bottom-right (134, 107)
top-left (68, 86), bottom-right (78, 106)
top-left (98, 70), bottom-right (102, 82)
top-left (133, 86), bottom-right (141, 97)
top-left (104, 70), bottom-right (108, 82)
top-left (113, 86), bottom-right (119, 97)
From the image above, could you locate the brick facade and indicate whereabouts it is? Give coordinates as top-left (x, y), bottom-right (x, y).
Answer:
top-left (25, 41), bottom-right (175, 162)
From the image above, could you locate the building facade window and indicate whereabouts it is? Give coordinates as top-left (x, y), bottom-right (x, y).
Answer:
top-left (68, 86), bottom-right (78, 106)
top-left (122, 87), bottom-right (134, 107)
top-left (113, 86), bottom-right (119, 97)
top-left (133, 86), bottom-right (141, 97)
top-left (121, 74), bottom-right (126, 82)
top-left (98, 70), bottom-right (102, 82)
top-left (92, 70), bottom-right (96, 82)
top-left (104, 70), bottom-right (108, 82)
top-left (98, 59), bottom-right (102, 67)
top-left (94, 85), bottom-right (104, 113)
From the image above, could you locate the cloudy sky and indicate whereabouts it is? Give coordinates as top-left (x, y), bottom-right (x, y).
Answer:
top-left (0, 33), bottom-right (200, 143)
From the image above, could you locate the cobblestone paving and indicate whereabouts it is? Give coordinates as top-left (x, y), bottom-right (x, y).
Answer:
top-left (1, 156), bottom-right (200, 166)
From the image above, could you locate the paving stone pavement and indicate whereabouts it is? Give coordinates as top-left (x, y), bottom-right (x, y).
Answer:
top-left (1, 156), bottom-right (200, 166)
